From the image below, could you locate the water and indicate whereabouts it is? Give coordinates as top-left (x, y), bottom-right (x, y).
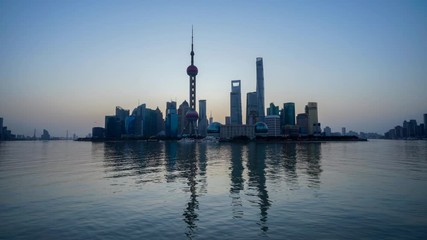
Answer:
top-left (0, 140), bottom-right (426, 239)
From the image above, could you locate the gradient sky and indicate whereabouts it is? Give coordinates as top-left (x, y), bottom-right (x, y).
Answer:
top-left (1, 0), bottom-right (426, 137)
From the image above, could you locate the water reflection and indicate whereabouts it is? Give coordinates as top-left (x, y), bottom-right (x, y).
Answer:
top-left (247, 143), bottom-right (271, 233)
top-left (100, 141), bottom-right (322, 238)
top-left (282, 143), bottom-right (298, 189)
top-left (229, 144), bottom-right (245, 219)
top-left (297, 143), bottom-right (322, 188)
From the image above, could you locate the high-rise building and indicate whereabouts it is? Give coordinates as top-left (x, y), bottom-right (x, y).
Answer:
top-left (265, 115), bottom-right (281, 136)
top-left (178, 101), bottom-right (190, 135)
top-left (297, 113), bottom-right (308, 136)
top-left (198, 100), bottom-right (208, 137)
top-left (283, 102), bottom-right (295, 126)
top-left (424, 114), bottom-right (427, 136)
top-left (408, 119), bottom-right (417, 138)
top-left (342, 127), bottom-right (346, 136)
top-left (324, 126), bottom-right (331, 136)
top-left (0, 117), bottom-right (3, 140)
top-left (246, 92), bottom-right (257, 125)
top-left (105, 115), bottom-right (122, 138)
top-left (165, 101), bottom-right (178, 138)
top-left (41, 129), bottom-right (50, 140)
top-left (230, 80), bottom-right (242, 125)
top-left (305, 102), bottom-right (319, 135)
top-left (115, 106), bottom-right (130, 121)
top-left (267, 103), bottom-right (279, 116)
top-left (186, 27), bottom-right (199, 136)
top-left (256, 57), bottom-right (265, 122)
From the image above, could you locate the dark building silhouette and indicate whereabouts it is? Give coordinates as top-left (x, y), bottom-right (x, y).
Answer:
top-left (246, 92), bottom-right (258, 125)
top-left (41, 129), bottom-right (50, 140)
top-left (165, 101), bottom-right (179, 138)
top-left (230, 80), bottom-right (242, 125)
top-left (256, 57), bottom-right (265, 122)
top-left (92, 127), bottom-right (105, 139)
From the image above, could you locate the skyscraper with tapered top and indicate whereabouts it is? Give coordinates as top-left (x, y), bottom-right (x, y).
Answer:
top-left (256, 57), bottom-right (265, 122)
top-left (185, 26), bottom-right (199, 136)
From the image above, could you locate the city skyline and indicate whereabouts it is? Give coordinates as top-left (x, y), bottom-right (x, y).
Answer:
top-left (1, 0), bottom-right (427, 137)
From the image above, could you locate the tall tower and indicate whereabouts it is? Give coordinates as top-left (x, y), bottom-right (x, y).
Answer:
top-left (186, 26), bottom-right (199, 136)
top-left (256, 57), bottom-right (265, 122)
top-left (230, 80), bottom-right (242, 125)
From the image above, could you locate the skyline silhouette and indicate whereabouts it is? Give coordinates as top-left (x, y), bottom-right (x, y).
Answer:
top-left (1, 0), bottom-right (426, 137)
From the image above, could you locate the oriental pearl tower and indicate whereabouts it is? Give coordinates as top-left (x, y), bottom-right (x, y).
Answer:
top-left (185, 27), bottom-right (199, 136)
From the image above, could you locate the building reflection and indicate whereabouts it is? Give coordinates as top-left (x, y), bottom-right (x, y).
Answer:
top-left (175, 143), bottom-right (207, 239)
top-left (297, 143), bottom-right (322, 188)
top-left (247, 142), bottom-right (271, 233)
top-left (282, 143), bottom-right (299, 189)
top-left (229, 144), bottom-right (245, 219)
top-left (101, 141), bottom-right (165, 184)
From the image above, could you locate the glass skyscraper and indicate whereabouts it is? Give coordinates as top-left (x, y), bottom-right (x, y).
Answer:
top-left (283, 102), bottom-right (296, 126)
top-left (230, 80), bottom-right (242, 125)
top-left (256, 57), bottom-right (265, 122)
top-left (246, 92), bottom-right (257, 125)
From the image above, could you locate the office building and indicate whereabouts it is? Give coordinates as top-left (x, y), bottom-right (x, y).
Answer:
top-left (0, 117), bottom-right (3, 140)
top-left (178, 101), bottom-right (190, 135)
top-left (265, 115), bottom-right (281, 136)
top-left (342, 127), bottom-right (346, 136)
top-left (424, 114), bottom-right (427, 136)
top-left (165, 101), bottom-right (178, 138)
top-left (267, 103), bottom-right (279, 116)
top-left (256, 57), bottom-right (265, 121)
top-left (324, 126), bottom-right (331, 136)
top-left (305, 102), bottom-right (319, 135)
top-left (297, 113), bottom-right (308, 136)
top-left (246, 92), bottom-right (258, 125)
top-left (41, 129), bottom-right (50, 140)
top-left (92, 127), bottom-right (105, 139)
top-left (198, 100), bottom-right (208, 137)
top-left (283, 102), bottom-right (295, 126)
top-left (230, 80), bottom-right (242, 125)
top-left (105, 115), bottom-right (122, 138)
top-left (220, 124), bottom-right (255, 141)
top-left (115, 106), bottom-right (129, 121)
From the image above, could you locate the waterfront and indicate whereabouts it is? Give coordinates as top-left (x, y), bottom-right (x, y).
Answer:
top-left (0, 140), bottom-right (426, 239)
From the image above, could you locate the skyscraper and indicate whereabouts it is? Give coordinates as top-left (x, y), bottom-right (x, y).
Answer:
top-left (186, 27), bottom-right (199, 136)
top-left (246, 92), bottom-right (257, 125)
top-left (305, 102), bottom-right (319, 135)
top-left (283, 102), bottom-right (295, 126)
top-left (297, 113), bottom-right (308, 136)
top-left (424, 114), bottom-right (427, 136)
top-left (230, 80), bottom-right (242, 125)
top-left (198, 100), bottom-right (208, 137)
top-left (165, 101), bottom-right (178, 138)
top-left (178, 100), bottom-right (190, 135)
top-left (267, 102), bottom-right (279, 116)
top-left (256, 57), bottom-right (265, 122)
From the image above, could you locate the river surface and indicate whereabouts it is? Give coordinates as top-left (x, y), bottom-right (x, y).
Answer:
top-left (0, 140), bottom-right (426, 239)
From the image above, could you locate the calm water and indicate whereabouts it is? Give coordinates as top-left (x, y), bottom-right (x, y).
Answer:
top-left (0, 140), bottom-right (426, 239)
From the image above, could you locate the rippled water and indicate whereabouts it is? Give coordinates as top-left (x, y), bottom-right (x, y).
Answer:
top-left (0, 140), bottom-right (426, 239)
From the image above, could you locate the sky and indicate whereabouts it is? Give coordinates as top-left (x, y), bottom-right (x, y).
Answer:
top-left (1, 0), bottom-right (426, 137)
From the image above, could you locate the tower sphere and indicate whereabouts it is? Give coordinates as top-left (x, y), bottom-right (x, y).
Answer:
top-left (185, 109), bottom-right (199, 121)
top-left (187, 65), bottom-right (198, 77)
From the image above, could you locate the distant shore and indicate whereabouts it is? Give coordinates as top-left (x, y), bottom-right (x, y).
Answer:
top-left (75, 135), bottom-right (367, 143)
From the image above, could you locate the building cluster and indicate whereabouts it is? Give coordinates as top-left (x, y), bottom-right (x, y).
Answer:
top-left (208, 57), bottom-right (322, 141)
top-left (384, 114), bottom-right (427, 139)
top-left (0, 117), bottom-right (15, 140)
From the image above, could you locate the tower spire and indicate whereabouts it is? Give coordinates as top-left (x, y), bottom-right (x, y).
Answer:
top-left (191, 25), bottom-right (194, 65)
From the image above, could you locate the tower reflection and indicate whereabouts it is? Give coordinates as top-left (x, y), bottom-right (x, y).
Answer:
top-left (229, 144), bottom-right (245, 219)
top-left (175, 143), bottom-right (207, 238)
top-left (247, 142), bottom-right (271, 233)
